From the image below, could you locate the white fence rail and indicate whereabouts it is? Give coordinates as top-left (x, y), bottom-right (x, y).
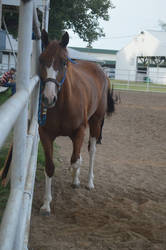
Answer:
top-left (115, 68), bottom-right (166, 83)
top-left (113, 68), bottom-right (166, 92)
top-left (0, 1), bottom-right (41, 249)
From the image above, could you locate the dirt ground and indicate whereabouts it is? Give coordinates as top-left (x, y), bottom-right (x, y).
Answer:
top-left (29, 90), bottom-right (166, 250)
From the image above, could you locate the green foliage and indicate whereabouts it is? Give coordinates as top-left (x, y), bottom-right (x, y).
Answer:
top-left (2, 0), bottom-right (114, 46)
top-left (2, 7), bottom-right (19, 39)
top-left (0, 184), bottom-right (10, 223)
top-left (49, 0), bottom-right (114, 46)
top-left (0, 133), bottom-right (13, 223)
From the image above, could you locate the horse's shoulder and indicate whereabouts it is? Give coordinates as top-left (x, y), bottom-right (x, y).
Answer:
top-left (74, 60), bottom-right (102, 72)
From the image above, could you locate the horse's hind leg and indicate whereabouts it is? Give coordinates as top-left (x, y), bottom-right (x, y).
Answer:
top-left (39, 127), bottom-right (54, 215)
top-left (87, 136), bottom-right (96, 189)
top-left (70, 126), bottom-right (85, 188)
top-left (97, 118), bottom-right (104, 144)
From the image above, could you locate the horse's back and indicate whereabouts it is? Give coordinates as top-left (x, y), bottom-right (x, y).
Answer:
top-left (70, 60), bottom-right (109, 118)
top-left (70, 60), bottom-right (108, 100)
top-left (73, 60), bottom-right (107, 85)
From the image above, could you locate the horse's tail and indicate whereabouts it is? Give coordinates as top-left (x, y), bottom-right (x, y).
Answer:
top-left (107, 79), bottom-right (115, 116)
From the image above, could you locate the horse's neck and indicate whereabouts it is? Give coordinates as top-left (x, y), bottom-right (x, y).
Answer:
top-left (61, 71), bottom-right (73, 99)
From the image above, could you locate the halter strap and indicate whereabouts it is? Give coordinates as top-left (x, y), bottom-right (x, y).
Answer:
top-left (67, 56), bottom-right (77, 64)
top-left (44, 67), bottom-right (67, 89)
top-left (44, 78), bottom-right (58, 85)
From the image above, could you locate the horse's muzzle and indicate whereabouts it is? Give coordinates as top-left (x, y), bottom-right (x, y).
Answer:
top-left (42, 96), bottom-right (56, 108)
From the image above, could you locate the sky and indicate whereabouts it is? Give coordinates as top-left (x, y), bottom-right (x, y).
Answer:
top-left (68, 0), bottom-right (166, 50)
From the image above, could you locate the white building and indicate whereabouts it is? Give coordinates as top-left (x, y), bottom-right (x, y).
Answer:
top-left (115, 30), bottom-right (166, 84)
top-left (2, 0), bottom-right (44, 8)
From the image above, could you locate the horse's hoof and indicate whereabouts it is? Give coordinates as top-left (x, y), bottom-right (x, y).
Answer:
top-left (71, 183), bottom-right (80, 189)
top-left (86, 184), bottom-right (95, 190)
top-left (40, 208), bottom-right (50, 216)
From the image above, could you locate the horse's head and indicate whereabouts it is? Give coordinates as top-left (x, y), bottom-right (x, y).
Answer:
top-left (39, 30), bottom-right (69, 108)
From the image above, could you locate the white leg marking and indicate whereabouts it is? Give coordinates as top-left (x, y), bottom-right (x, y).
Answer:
top-left (87, 137), bottom-right (96, 189)
top-left (40, 173), bottom-right (52, 214)
top-left (71, 155), bottom-right (82, 187)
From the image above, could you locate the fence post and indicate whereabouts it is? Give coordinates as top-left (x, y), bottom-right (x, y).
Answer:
top-left (12, 1), bottom-right (35, 249)
top-left (146, 68), bottom-right (150, 91)
top-left (11, 0), bottom-right (33, 201)
top-left (0, 0), bottom-right (2, 29)
top-left (0, 1), bottom-right (33, 249)
top-left (127, 70), bottom-right (130, 89)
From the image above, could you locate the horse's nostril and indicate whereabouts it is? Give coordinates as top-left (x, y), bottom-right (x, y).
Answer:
top-left (53, 97), bottom-right (56, 103)
top-left (42, 96), bottom-right (49, 106)
top-left (42, 96), bottom-right (56, 107)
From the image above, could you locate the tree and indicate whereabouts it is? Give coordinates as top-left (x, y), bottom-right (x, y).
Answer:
top-left (49, 0), bottom-right (114, 46)
top-left (2, 0), bottom-right (114, 46)
top-left (2, 6), bottom-right (19, 39)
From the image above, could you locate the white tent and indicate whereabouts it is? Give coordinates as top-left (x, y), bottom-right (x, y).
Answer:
top-left (68, 47), bottom-right (102, 62)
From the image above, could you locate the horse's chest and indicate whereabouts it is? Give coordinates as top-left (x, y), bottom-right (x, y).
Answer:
top-left (47, 110), bottom-right (82, 136)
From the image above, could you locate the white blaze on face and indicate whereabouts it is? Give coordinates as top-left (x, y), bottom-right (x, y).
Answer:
top-left (43, 65), bottom-right (59, 104)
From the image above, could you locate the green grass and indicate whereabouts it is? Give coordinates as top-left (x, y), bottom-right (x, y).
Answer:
top-left (0, 133), bottom-right (13, 222)
top-left (0, 184), bottom-right (10, 221)
top-left (0, 90), bottom-right (15, 222)
top-left (111, 79), bottom-right (166, 93)
top-left (0, 88), bottom-right (12, 106)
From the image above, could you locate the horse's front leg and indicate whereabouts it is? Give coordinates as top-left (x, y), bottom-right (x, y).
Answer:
top-left (41, 172), bottom-right (52, 215)
top-left (39, 127), bottom-right (54, 215)
top-left (71, 155), bottom-right (82, 188)
top-left (70, 126), bottom-right (85, 188)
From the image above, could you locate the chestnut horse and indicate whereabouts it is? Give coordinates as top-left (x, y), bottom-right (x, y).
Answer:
top-left (39, 30), bottom-right (114, 214)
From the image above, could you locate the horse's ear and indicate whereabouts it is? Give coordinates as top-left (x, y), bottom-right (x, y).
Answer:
top-left (60, 32), bottom-right (69, 48)
top-left (41, 29), bottom-right (49, 49)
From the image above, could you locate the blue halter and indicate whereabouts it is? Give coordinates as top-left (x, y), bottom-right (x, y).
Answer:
top-left (67, 56), bottom-right (77, 64)
top-left (58, 67), bottom-right (67, 88)
top-left (38, 56), bottom-right (77, 126)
